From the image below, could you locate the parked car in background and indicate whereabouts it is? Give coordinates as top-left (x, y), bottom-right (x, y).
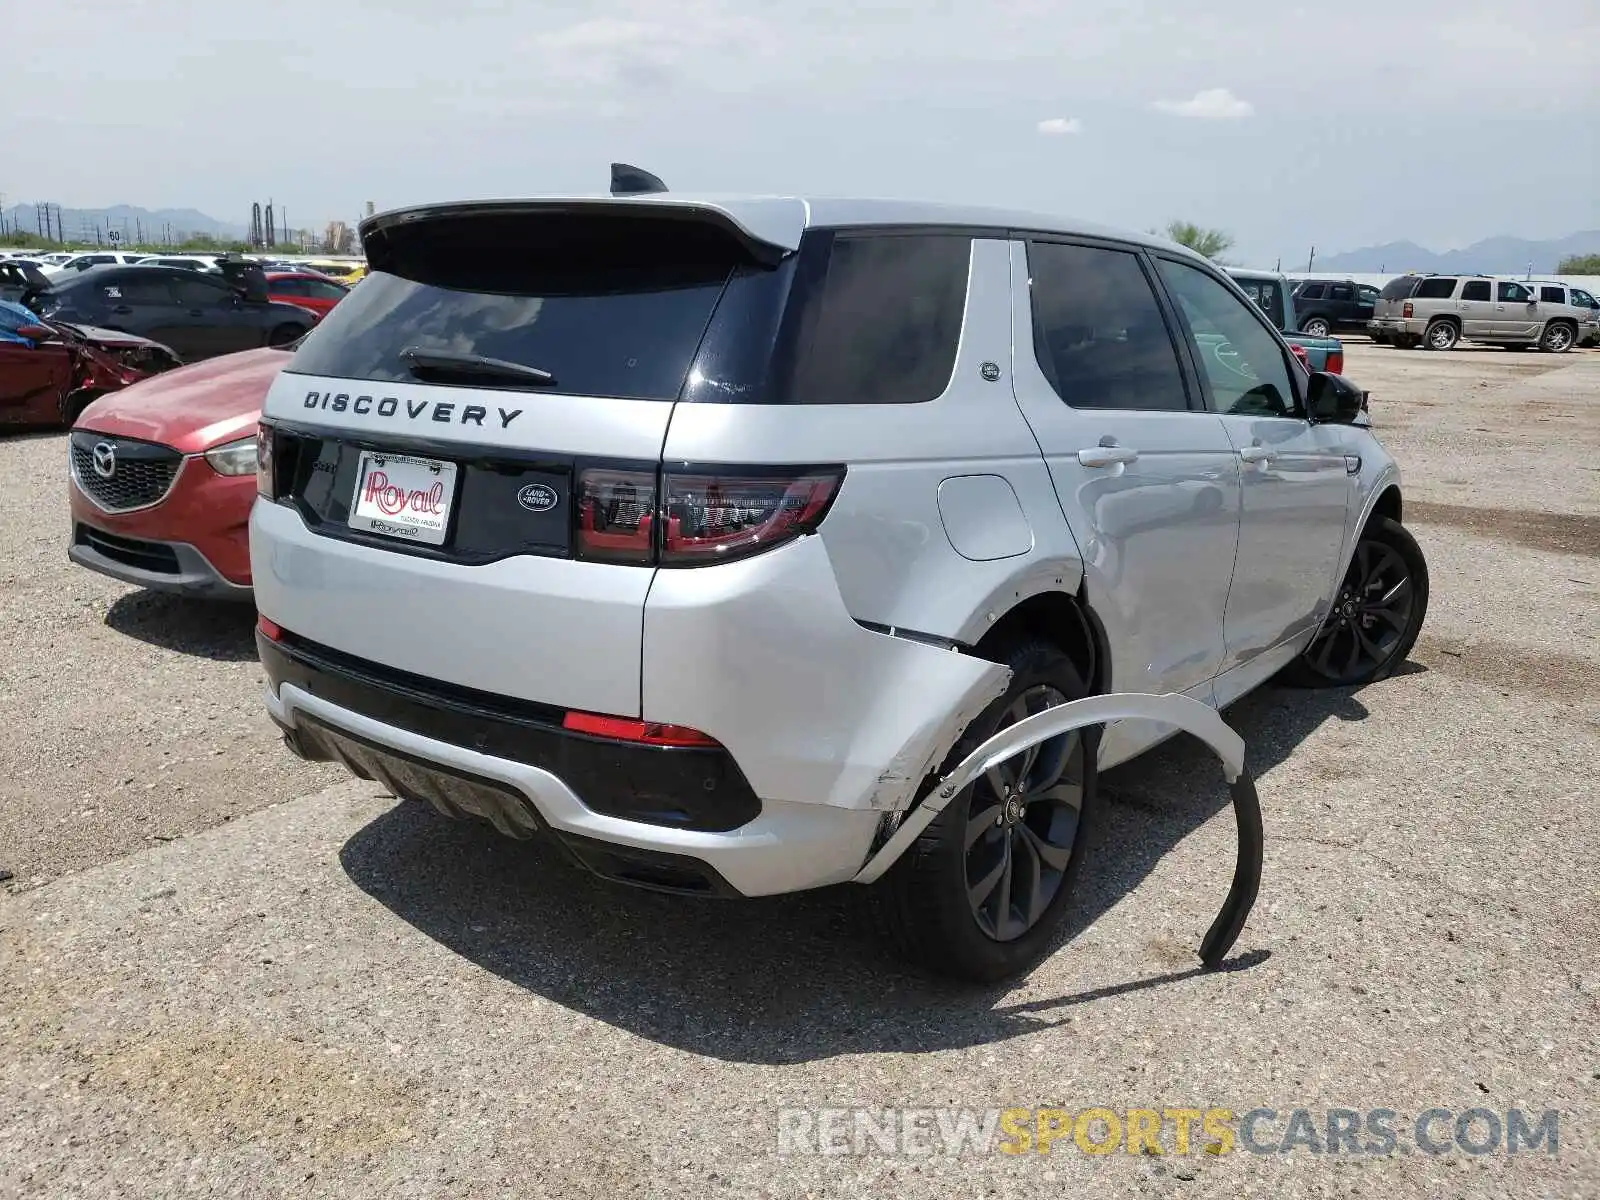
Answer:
top-left (253, 192), bottom-right (1425, 981)
top-left (1290, 279), bottom-right (1379, 337)
top-left (0, 259), bottom-right (52, 307)
top-left (1, 300), bottom-right (180, 428)
top-left (130, 254), bottom-right (223, 272)
top-left (28, 262), bottom-right (314, 362)
top-left (265, 271), bottom-right (349, 323)
top-left (67, 346), bottom-right (285, 597)
top-left (1369, 273), bottom-right (1581, 352)
top-left (1526, 280), bottom-right (1600, 348)
top-left (299, 260), bottom-right (367, 286)
top-left (1226, 268), bottom-right (1345, 373)
top-left (42, 251), bottom-right (150, 276)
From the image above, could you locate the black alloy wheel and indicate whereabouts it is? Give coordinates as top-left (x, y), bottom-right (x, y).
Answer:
top-left (963, 685), bottom-right (1083, 942)
top-left (1291, 516), bottom-right (1429, 687)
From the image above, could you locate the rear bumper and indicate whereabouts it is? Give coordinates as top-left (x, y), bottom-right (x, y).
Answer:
top-left (266, 670), bottom-right (885, 897)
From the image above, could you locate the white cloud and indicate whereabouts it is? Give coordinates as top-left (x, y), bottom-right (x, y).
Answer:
top-left (1036, 117), bottom-right (1083, 135)
top-left (1151, 88), bottom-right (1254, 119)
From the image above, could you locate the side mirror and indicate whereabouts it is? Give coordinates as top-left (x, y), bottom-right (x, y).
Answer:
top-left (14, 323), bottom-right (52, 341)
top-left (1306, 371), bottom-right (1366, 423)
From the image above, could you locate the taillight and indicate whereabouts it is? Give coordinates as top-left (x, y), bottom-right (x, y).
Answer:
top-left (257, 614), bottom-right (284, 642)
top-left (576, 468), bottom-right (656, 564)
top-left (255, 422), bottom-right (274, 499)
top-left (1326, 349), bottom-right (1344, 375)
top-left (574, 464), bottom-right (844, 567)
top-left (562, 710), bottom-right (721, 748)
top-left (1402, 302), bottom-right (1414, 319)
top-left (661, 468), bottom-right (842, 565)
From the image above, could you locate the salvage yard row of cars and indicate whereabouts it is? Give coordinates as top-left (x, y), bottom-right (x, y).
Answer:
top-left (1, 174), bottom-right (1460, 982)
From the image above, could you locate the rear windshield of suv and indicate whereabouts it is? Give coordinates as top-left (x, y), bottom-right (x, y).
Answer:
top-left (1413, 278), bottom-right (1458, 299)
top-left (1380, 277), bottom-right (1422, 300)
top-left (289, 211), bottom-right (972, 405)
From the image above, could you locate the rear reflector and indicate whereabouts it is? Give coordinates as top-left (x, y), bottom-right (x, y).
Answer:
top-left (562, 711), bottom-right (722, 748)
top-left (257, 614), bottom-right (284, 642)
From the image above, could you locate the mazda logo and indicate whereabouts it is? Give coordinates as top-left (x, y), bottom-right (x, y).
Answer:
top-left (91, 442), bottom-right (117, 478)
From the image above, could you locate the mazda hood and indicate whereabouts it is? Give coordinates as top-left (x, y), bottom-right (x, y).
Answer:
top-left (76, 346), bottom-right (287, 454)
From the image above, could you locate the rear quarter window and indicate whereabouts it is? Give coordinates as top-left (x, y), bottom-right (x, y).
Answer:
top-left (783, 233), bottom-right (970, 405)
top-left (1413, 278), bottom-right (1458, 299)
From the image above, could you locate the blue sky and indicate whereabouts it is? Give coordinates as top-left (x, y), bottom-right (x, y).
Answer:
top-left (6, 0), bottom-right (1597, 267)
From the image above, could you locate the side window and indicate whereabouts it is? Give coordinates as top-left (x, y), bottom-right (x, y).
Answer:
top-left (172, 277), bottom-right (231, 307)
top-left (1539, 286), bottom-right (1564, 303)
top-left (1414, 278), bottom-right (1458, 299)
top-left (1155, 258), bottom-right (1298, 419)
top-left (1299, 283), bottom-right (1325, 300)
top-left (1461, 280), bottom-right (1492, 301)
top-left (1329, 284), bottom-right (1354, 301)
top-left (1358, 285), bottom-right (1379, 303)
top-left (1498, 281), bottom-right (1532, 303)
top-left (1025, 241), bottom-right (1190, 412)
top-left (309, 280), bottom-right (348, 300)
top-left (271, 277), bottom-right (307, 297)
top-left (788, 233), bottom-right (969, 404)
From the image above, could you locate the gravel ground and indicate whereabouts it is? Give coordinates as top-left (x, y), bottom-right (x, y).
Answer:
top-left (0, 432), bottom-right (338, 888)
top-left (2, 344), bottom-right (1597, 1198)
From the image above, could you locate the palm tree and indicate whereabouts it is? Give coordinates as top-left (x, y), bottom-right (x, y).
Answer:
top-left (1158, 220), bottom-right (1235, 261)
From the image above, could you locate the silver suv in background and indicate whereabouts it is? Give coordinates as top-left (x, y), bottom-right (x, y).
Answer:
top-left (252, 193), bottom-right (1428, 980)
top-left (1527, 280), bottom-right (1600, 347)
top-left (1369, 273), bottom-right (1582, 352)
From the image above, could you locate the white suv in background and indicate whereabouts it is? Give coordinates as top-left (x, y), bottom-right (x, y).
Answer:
top-left (252, 193), bottom-right (1428, 980)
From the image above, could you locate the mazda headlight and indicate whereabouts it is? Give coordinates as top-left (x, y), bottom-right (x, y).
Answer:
top-left (204, 436), bottom-right (259, 476)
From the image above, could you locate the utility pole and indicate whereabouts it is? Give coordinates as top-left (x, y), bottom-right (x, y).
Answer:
top-left (1306, 245), bottom-right (1316, 272)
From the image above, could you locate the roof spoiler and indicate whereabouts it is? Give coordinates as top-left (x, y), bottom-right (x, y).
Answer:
top-left (610, 162), bottom-right (668, 196)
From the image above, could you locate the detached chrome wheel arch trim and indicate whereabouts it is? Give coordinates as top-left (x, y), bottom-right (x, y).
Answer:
top-left (853, 690), bottom-right (1261, 968)
top-left (855, 691), bottom-right (1244, 886)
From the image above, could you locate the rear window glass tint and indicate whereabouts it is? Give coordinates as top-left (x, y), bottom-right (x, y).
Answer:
top-left (1461, 281), bottom-right (1491, 301)
top-left (288, 267), bottom-right (730, 401)
top-left (1539, 286), bottom-right (1564, 303)
top-left (785, 233), bottom-right (969, 404)
top-left (1414, 278), bottom-right (1458, 299)
top-left (1380, 277), bottom-right (1422, 300)
top-left (1298, 283), bottom-right (1325, 299)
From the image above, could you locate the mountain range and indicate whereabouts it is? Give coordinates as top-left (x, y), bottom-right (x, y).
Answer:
top-left (1315, 231), bottom-right (1600, 274)
top-left (2, 203), bottom-right (249, 243)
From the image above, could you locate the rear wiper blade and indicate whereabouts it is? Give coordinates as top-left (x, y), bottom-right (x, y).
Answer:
top-left (400, 347), bottom-right (557, 387)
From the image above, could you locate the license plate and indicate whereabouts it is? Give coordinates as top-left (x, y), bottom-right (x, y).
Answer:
top-left (348, 450), bottom-right (457, 546)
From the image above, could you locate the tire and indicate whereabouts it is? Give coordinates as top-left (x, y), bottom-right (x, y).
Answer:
top-left (1371, 333), bottom-right (1392, 346)
top-left (1301, 316), bottom-right (1331, 338)
top-left (267, 324), bottom-right (304, 348)
top-left (1422, 320), bottom-right (1459, 351)
top-left (1540, 322), bottom-right (1575, 354)
top-left (60, 389), bottom-right (102, 427)
top-left (1283, 516), bottom-right (1429, 688)
top-left (873, 638), bottom-right (1097, 983)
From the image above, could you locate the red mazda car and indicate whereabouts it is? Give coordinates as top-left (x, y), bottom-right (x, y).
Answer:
top-left (68, 347), bottom-right (285, 599)
top-left (264, 271), bottom-right (349, 323)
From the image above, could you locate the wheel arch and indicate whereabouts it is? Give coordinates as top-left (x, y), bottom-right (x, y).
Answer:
top-left (972, 586), bottom-right (1110, 697)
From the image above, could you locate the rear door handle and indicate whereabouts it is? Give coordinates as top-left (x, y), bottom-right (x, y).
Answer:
top-left (1077, 446), bottom-right (1139, 468)
top-left (1238, 445), bottom-right (1275, 464)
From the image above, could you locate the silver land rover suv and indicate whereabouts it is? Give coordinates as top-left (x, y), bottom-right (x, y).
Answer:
top-left (252, 192), bottom-right (1429, 980)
